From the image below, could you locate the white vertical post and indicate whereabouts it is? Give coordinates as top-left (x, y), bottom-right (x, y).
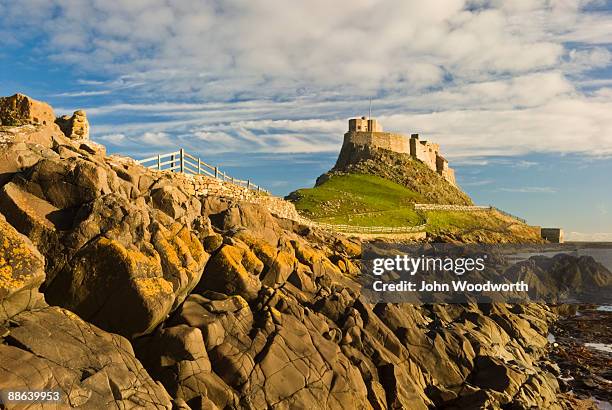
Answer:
top-left (179, 149), bottom-right (184, 173)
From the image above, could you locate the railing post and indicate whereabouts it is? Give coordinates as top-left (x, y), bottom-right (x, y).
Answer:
top-left (198, 158), bottom-right (201, 175)
top-left (214, 166), bottom-right (218, 178)
top-left (179, 149), bottom-right (184, 173)
top-left (231, 177), bottom-right (234, 184)
top-left (247, 180), bottom-right (250, 189)
top-left (157, 154), bottom-right (161, 170)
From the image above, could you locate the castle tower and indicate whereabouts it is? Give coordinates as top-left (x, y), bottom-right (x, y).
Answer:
top-left (348, 116), bottom-right (382, 133)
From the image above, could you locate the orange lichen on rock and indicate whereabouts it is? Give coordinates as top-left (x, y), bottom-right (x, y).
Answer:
top-left (133, 277), bottom-right (174, 298)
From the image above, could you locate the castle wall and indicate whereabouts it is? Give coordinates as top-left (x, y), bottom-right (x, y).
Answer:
top-left (410, 137), bottom-right (438, 170)
top-left (441, 167), bottom-right (456, 185)
top-left (344, 131), bottom-right (410, 154)
top-left (436, 156), bottom-right (456, 185)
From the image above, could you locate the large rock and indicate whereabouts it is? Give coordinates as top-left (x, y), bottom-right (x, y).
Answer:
top-left (55, 109), bottom-right (89, 140)
top-left (210, 203), bottom-right (284, 246)
top-left (152, 222), bottom-right (209, 308)
top-left (40, 193), bottom-right (208, 338)
top-left (135, 324), bottom-right (239, 409)
top-left (0, 306), bottom-right (172, 408)
top-left (45, 236), bottom-right (175, 338)
top-left (196, 242), bottom-right (263, 302)
top-left (0, 213), bottom-right (46, 320)
top-left (0, 93), bottom-right (55, 126)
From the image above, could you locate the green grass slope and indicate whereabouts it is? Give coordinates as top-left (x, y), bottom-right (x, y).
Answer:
top-left (287, 173), bottom-right (426, 227)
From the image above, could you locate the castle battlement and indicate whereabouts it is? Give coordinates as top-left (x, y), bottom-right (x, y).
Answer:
top-left (344, 118), bottom-right (456, 185)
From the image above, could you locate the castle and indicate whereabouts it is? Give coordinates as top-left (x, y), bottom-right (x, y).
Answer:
top-left (344, 117), bottom-right (456, 185)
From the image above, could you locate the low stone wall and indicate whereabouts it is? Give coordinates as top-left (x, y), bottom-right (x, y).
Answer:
top-left (149, 170), bottom-right (309, 223)
top-left (345, 231), bottom-right (427, 240)
top-left (414, 203), bottom-right (491, 211)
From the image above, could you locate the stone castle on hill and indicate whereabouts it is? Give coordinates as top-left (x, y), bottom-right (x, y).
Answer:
top-left (345, 117), bottom-right (456, 185)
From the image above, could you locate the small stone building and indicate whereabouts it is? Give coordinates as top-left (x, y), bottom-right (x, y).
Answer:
top-left (541, 228), bottom-right (564, 243)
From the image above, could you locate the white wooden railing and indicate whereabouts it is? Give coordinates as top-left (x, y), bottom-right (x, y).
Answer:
top-left (137, 148), bottom-right (269, 193)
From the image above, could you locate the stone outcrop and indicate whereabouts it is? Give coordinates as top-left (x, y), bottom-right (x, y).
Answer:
top-left (0, 213), bottom-right (46, 320)
top-left (0, 94), bottom-right (598, 409)
top-left (0, 306), bottom-right (172, 408)
top-left (56, 109), bottom-right (90, 140)
top-left (0, 93), bottom-right (56, 126)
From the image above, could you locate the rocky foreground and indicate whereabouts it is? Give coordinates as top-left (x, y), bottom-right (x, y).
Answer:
top-left (0, 94), bottom-right (601, 409)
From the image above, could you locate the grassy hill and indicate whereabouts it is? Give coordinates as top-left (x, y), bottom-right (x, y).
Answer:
top-left (287, 173), bottom-right (543, 242)
top-left (287, 173), bottom-right (426, 227)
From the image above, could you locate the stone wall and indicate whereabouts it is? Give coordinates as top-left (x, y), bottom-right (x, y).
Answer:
top-left (344, 131), bottom-right (410, 154)
top-left (146, 170), bottom-right (309, 223)
top-left (436, 156), bottom-right (456, 185)
top-left (410, 136), bottom-right (439, 171)
top-left (414, 203), bottom-right (491, 211)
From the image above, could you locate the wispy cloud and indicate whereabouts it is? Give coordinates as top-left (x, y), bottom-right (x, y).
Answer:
top-left (498, 186), bottom-right (558, 193)
top-left (98, 133), bottom-right (126, 144)
top-left (53, 90), bottom-right (112, 97)
top-left (460, 179), bottom-right (495, 187)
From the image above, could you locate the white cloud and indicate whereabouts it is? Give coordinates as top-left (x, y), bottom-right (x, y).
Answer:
top-left (98, 133), bottom-right (126, 144)
top-left (3, 0), bottom-right (608, 99)
top-left (1, 1), bottom-right (610, 160)
top-left (498, 186), bottom-right (557, 193)
top-left (139, 132), bottom-right (173, 147)
top-left (460, 179), bottom-right (495, 186)
top-left (54, 90), bottom-right (112, 97)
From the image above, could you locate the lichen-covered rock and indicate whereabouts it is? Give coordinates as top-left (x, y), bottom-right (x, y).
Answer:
top-left (55, 109), bottom-right (89, 140)
top-left (45, 236), bottom-right (175, 338)
top-left (152, 222), bottom-right (209, 308)
top-left (0, 213), bottom-right (46, 320)
top-left (0, 306), bottom-right (172, 408)
top-left (196, 243), bottom-right (263, 302)
top-left (0, 93), bottom-right (55, 126)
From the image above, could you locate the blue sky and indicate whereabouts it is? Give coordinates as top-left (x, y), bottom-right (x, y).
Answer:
top-left (1, 0), bottom-right (611, 240)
